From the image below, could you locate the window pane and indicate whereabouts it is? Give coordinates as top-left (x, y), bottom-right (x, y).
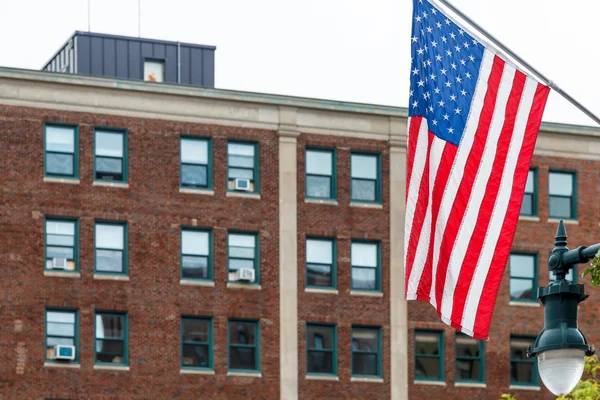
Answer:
top-left (181, 164), bottom-right (208, 187)
top-left (229, 234), bottom-right (255, 248)
top-left (456, 336), bottom-right (480, 358)
top-left (352, 353), bottom-right (377, 376)
top-left (352, 328), bottom-right (377, 351)
top-left (47, 221), bottom-right (75, 236)
top-left (415, 333), bottom-right (440, 356)
top-left (47, 311), bottom-right (75, 323)
top-left (352, 267), bottom-right (376, 290)
top-left (306, 240), bottom-right (333, 264)
top-left (46, 126), bottom-right (74, 152)
top-left (228, 143), bottom-right (255, 157)
top-left (307, 326), bottom-right (333, 350)
top-left (525, 170), bottom-right (534, 193)
top-left (510, 278), bottom-right (534, 300)
top-left (511, 362), bottom-right (534, 384)
top-left (96, 157), bottom-right (122, 174)
top-left (95, 132), bottom-right (123, 157)
top-left (96, 224), bottom-right (124, 250)
top-left (307, 351), bottom-right (333, 374)
top-left (306, 151), bottom-right (332, 175)
top-left (549, 172), bottom-right (573, 196)
top-left (229, 322), bottom-right (255, 345)
top-left (510, 254), bottom-right (535, 278)
top-left (351, 243), bottom-right (377, 267)
top-left (415, 356), bottom-right (440, 379)
top-left (550, 197), bottom-right (572, 218)
top-left (520, 194), bottom-right (533, 215)
top-left (306, 264), bottom-right (332, 287)
top-left (144, 60), bottom-right (164, 82)
top-left (351, 154), bottom-right (377, 179)
top-left (229, 246), bottom-right (255, 259)
top-left (229, 155), bottom-right (254, 169)
top-left (47, 246), bottom-right (74, 259)
top-left (183, 319), bottom-right (209, 342)
top-left (47, 234), bottom-right (75, 247)
top-left (511, 338), bottom-right (532, 359)
top-left (228, 258), bottom-right (254, 270)
top-left (47, 322), bottom-right (75, 337)
top-left (457, 359), bottom-right (480, 381)
top-left (182, 256), bottom-right (209, 279)
top-left (47, 337), bottom-right (74, 347)
top-left (182, 231), bottom-right (209, 256)
top-left (228, 168), bottom-right (254, 180)
top-left (46, 153), bottom-right (74, 175)
top-left (306, 176), bottom-right (332, 198)
top-left (352, 180), bottom-right (376, 201)
top-left (229, 347), bottom-right (256, 370)
top-left (96, 249), bottom-right (123, 272)
top-left (181, 139), bottom-right (208, 164)
top-left (95, 340), bottom-right (125, 363)
top-left (96, 315), bottom-right (124, 339)
top-left (551, 268), bottom-right (575, 282)
top-left (183, 344), bottom-right (210, 367)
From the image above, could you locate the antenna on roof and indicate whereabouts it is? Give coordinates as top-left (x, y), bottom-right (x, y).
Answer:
top-left (87, 0), bottom-right (91, 32)
top-left (138, 0), bottom-right (141, 37)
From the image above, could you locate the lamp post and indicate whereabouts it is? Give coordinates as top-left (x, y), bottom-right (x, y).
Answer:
top-left (527, 220), bottom-right (597, 395)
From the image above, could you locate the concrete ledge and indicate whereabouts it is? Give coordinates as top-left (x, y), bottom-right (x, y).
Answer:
top-left (304, 198), bottom-right (338, 206)
top-left (227, 283), bottom-right (262, 290)
top-left (94, 365), bottom-right (130, 371)
top-left (44, 362), bottom-right (80, 369)
top-left (44, 271), bottom-right (80, 278)
top-left (227, 371), bottom-right (262, 378)
top-left (509, 385), bottom-right (541, 391)
top-left (305, 288), bottom-right (339, 295)
top-left (180, 280), bottom-right (215, 287)
top-left (350, 377), bottom-right (384, 383)
top-left (414, 380), bottom-right (446, 386)
top-left (519, 215), bottom-right (540, 222)
top-left (350, 290), bottom-right (384, 297)
top-left (93, 274), bottom-right (130, 281)
top-left (93, 181), bottom-right (129, 188)
top-left (306, 375), bottom-right (339, 381)
top-left (180, 369), bottom-right (215, 375)
top-left (548, 218), bottom-right (578, 225)
top-left (509, 301), bottom-right (540, 307)
top-left (179, 188), bottom-right (215, 196)
top-left (350, 202), bottom-right (383, 209)
top-left (226, 192), bottom-right (261, 200)
top-left (43, 177), bottom-right (80, 184)
top-left (455, 382), bottom-right (487, 388)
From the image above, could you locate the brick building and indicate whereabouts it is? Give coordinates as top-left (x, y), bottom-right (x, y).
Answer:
top-left (1, 35), bottom-right (600, 400)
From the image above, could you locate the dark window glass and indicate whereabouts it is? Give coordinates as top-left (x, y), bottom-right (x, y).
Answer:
top-left (455, 333), bottom-right (484, 382)
top-left (415, 331), bottom-right (443, 380)
top-left (307, 324), bottom-right (335, 374)
top-left (95, 313), bottom-right (127, 365)
top-left (520, 170), bottom-right (536, 216)
top-left (228, 320), bottom-right (258, 371)
top-left (182, 318), bottom-right (211, 369)
top-left (510, 337), bottom-right (537, 385)
top-left (351, 327), bottom-right (380, 376)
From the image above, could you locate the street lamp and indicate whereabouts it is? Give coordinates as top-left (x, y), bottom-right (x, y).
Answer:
top-left (527, 220), bottom-right (597, 395)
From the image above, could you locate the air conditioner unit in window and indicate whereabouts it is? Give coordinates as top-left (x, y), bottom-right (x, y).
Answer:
top-left (234, 178), bottom-right (252, 191)
top-left (52, 345), bottom-right (75, 361)
top-left (234, 268), bottom-right (255, 282)
top-left (51, 257), bottom-right (68, 270)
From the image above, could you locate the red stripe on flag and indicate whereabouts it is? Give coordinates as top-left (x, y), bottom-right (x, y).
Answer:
top-left (472, 82), bottom-right (550, 339)
top-left (406, 117), bottom-right (421, 202)
top-left (450, 70), bottom-right (527, 328)
top-left (434, 56), bottom-right (505, 310)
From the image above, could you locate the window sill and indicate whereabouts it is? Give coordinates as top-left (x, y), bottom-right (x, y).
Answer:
top-left (227, 371), bottom-right (262, 378)
top-left (305, 288), bottom-right (339, 295)
top-left (180, 280), bottom-right (215, 287)
top-left (93, 274), bottom-right (130, 281)
top-left (350, 202), bottom-right (383, 209)
top-left (548, 218), bottom-right (578, 225)
top-left (44, 362), bottom-right (80, 369)
top-left (414, 380), bottom-right (446, 386)
top-left (509, 301), bottom-right (540, 307)
top-left (179, 188), bottom-right (214, 196)
top-left (44, 271), bottom-right (80, 278)
top-left (509, 384), bottom-right (541, 391)
top-left (350, 377), bottom-right (384, 383)
top-left (519, 215), bottom-right (540, 222)
top-left (93, 181), bottom-right (129, 188)
top-left (43, 177), bottom-right (80, 185)
top-left (455, 382), bottom-right (486, 388)
top-left (226, 192), bottom-right (261, 200)
top-left (306, 375), bottom-right (339, 381)
top-left (94, 365), bottom-right (130, 371)
top-left (227, 283), bottom-right (262, 290)
top-left (304, 198), bottom-right (338, 206)
top-left (350, 290), bottom-right (383, 297)
top-left (180, 369), bottom-right (215, 375)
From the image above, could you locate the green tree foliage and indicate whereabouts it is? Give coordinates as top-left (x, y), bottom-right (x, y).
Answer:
top-left (583, 251), bottom-right (600, 287)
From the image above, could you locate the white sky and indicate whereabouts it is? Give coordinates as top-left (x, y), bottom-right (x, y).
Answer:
top-left (0, 0), bottom-right (596, 126)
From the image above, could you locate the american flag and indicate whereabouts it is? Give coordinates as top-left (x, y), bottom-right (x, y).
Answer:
top-left (405, 0), bottom-right (550, 339)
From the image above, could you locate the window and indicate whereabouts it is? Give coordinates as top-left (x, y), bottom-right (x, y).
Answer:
top-left (181, 317), bottom-right (212, 369)
top-left (181, 229), bottom-right (212, 280)
top-left (94, 129), bottom-right (126, 182)
top-left (510, 336), bottom-right (538, 385)
top-left (45, 218), bottom-right (78, 272)
top-left (95, 312), bottom-right (127, 365)
top-left (549, 171), bottom-right (576, 219)
top-left (95, 222), bottom-right (127, 275)
top-left (351, 326), bottom-right (381, 377)
top-left (228, 320), bottom-right (259, 371)
top-left (45, 309), bottom-right (78, 362)
top-left (144, 60), bottom-right (164, 82)
top-left (306, 149), bottom-right (335, 199)
top-left (180, 138), bottom-right (211, 189)
top-left (44, 124), bottom-right (78, 178)
top-left (414, 330), bottom-right (443, 381)
top-left (455, 333), bottom-right (485, 383)
top-left (351, 153), bottom-right (380, 203)
top-left (306, 238), bottom-right (335, 289)
top-left (227, 142), bottom-right (258, 193)
top-left (228, 232), bottom-right (258, 283)
top-left (509, 253), bottom-right (537, 301)
top-left (306, 324), bottom-right (336, 375)
top-left (551, 266), bottom-right (576, 283)
top-left (351, 241), bottom-right (380, 291)
top-left (520, 169), bottom-right (537, 216)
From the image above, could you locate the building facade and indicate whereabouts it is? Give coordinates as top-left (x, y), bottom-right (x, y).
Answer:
top-left (1, 66), bottom-right (600, 400)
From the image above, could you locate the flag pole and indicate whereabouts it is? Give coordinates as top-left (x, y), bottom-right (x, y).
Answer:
top-left (432, 0), bottom-right (600, 127)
